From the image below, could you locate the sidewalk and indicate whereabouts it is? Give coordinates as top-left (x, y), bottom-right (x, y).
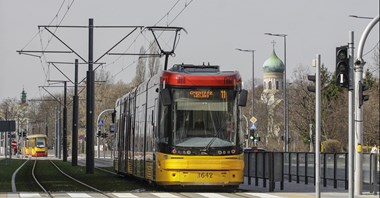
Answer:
top-left (239, 177), bottom-right (378, 197)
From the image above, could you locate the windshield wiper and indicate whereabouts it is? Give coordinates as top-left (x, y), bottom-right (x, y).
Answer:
top-left (205, 137), bottom-right (216, 150)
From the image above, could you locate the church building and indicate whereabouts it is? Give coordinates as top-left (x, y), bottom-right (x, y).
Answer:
top-left (261, 49), bottom-right (285, 143)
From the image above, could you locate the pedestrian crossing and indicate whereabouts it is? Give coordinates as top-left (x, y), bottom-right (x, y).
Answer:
top-left (4, 192), bottom-right (287, 198)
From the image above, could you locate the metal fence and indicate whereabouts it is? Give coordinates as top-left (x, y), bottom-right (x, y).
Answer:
top-left (244, 151), bottom-right (379, 193)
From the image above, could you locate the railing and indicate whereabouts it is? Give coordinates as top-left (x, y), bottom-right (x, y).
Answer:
top-left (244, 151), bottom-right (379, 193)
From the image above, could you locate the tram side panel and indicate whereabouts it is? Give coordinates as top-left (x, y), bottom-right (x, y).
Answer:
top-left (145, 77), bottom-right (160, 182)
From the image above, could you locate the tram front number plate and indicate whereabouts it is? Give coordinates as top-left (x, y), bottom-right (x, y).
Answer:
top-left (197, 172), bottom-right (213, 178)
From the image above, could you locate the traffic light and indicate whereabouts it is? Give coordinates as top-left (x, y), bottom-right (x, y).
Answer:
top-left (249, 129), bottom-right (255, 140)
top-left (307, 74), bottom-right (316, 92)
top-left (359, 81), bottom-right (369, 107)
top-left (335, 45), bottom-right (349, 88)
top-left (249, 129), bottom-right (260, 142)
top-left (97, 130), bottom-right (101, 137)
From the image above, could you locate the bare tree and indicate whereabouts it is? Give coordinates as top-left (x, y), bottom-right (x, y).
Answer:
top-left (147, 41), bottom-right (161, 78)
top-left (132, 47), bottom-right (147, 87)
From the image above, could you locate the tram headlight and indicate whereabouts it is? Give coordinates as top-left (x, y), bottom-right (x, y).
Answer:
top-left (186, 150), bottom-right (191, 155)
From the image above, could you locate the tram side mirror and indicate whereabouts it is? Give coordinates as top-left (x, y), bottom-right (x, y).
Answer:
top-left (238, 89), bottom-right (248, 107)
top-left (160, 88), bottom-right (172, 106)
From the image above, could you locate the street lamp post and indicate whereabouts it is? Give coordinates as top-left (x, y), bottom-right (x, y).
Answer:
top-left (349, 15), bottom-right (374, 20)
top-left (236, 48), bottom-right (255, 117)
top-left (264, 32), bottom-right (288, 152)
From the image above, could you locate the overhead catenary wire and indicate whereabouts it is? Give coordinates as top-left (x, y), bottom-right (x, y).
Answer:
top-left (20, 0), bottom-right (69, 51)
top-left (21, 0), bottom-right (192, 98)
top-left (21, 0), bottom-right (76, 99)
top-left (111, 0), bottom-right (194, 79)
top-left (43, 0), bottom-right (76, 51)
top-left (154, 0), bottom-right (181, 26)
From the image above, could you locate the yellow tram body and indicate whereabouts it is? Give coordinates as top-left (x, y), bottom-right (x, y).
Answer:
top-left (24, 134), bottom-right (48, 157)
top-left (154, 153), bottom-right (244, 186)
top-left (114, 64), bottom-right (247, 190)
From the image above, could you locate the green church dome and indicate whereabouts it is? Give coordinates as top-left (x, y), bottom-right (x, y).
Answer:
top-left (263, 50), bottom-right (285, 73)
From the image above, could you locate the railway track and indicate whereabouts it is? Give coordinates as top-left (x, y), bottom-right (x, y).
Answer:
top-left (13, 159), bottom-right (112, 197)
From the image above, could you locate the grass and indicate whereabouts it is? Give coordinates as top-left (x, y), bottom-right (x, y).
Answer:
top-left (14, 160), bottom-right (40, 191)
top-left (1, 159), bottom-right (153, 192)
top-left (53, 160), bottom-right (153, 192)
top-left (32, 160), bottom-right (89, 192)
top-left (0, 158), bottom-right (27, 192)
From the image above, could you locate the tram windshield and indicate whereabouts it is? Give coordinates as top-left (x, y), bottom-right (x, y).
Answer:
top-left (170, 88), bottom-right (238, 148)
top-left (36, 137), bottom-right (46, 148)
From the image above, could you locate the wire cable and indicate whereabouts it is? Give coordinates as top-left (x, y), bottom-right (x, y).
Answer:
top-left (44, 0), bottom-right (75, 51)
top-left (168, 0), bottom-right (193, 26)
top-left (154, 0), bottom-right (181, 26)
top-left (111, 0), bottom-right (194, 79)
top-left (362, 41), bottom-right (379, 57)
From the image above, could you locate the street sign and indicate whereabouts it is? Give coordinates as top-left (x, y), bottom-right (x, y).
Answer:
top-left (0, 120), bottom-right (16, 132)
top-left (250, 123), bottom-right (257, 130)
top-left (250, 117), bottom-right (257, 123)
top-left (97, 119), bottom-right (104, 127)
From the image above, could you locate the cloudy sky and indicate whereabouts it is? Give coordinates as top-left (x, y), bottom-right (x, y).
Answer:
top-left (0, 0), bottom-right (379, 101)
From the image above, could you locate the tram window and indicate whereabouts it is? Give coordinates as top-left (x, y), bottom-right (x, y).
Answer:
top-left (36, 137), bottom-right (45, 148)
top-left (159, 105), bottom-right (169, 143)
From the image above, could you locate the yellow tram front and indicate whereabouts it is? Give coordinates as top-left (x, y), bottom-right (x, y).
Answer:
top-left (24, 134), bottom-right (48, 157)
top-left (155, 69), bottom-right (246, 189)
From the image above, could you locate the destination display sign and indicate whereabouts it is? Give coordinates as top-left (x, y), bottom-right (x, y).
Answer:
top-left (188, 90), bottom-right (228, 99)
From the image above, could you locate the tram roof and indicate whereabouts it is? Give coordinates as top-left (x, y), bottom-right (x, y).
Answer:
top-left (162, 64), bottom-right (241, 87)
top-left (26, 134), bottom-right (47, 138)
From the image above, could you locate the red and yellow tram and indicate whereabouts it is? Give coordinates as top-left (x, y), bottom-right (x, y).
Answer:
top-left (114, 64), bottom-right (247, 189)
top-left (24, 134), bottom-right (48, 157)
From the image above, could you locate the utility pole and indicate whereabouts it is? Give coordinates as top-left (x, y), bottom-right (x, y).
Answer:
top-left (58, 99), bottom-right (61, 159)
top-left (72, 59), bottom-right (79, 166)
top-left (55, 105), bottom-right (58, 158)
top-left (63, 81), bottom-right (67, 162)
top-left (86, 18), bottom-right (95, 174)
top-left (354, 15), bottom-right (379, 195)
top-left (315, 54), bottom-right (321, 198)
top-left (348, 31), bottom-right (355, 198)
top-left (44, 81), bottom-right (68, 162)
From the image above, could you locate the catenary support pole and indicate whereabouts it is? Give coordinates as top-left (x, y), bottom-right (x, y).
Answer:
top-left (86, 18), bottom-right (95, 174)
top-left (55, 106), bottom-right (58, 157)
top-left (58, 99), bottom-right (61, 159)
top-left (63, 81), bottom-right (67, 162)
top-left (315, 54), bottom-right (321, 198)
top-left (72, 59), bottom-right (79, 166)
top-left (348, 31), bottom-right (355, 198)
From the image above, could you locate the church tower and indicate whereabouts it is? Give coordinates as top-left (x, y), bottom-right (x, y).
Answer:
top-left (21, 88), bottom-right (27, 104)
top-left (261, 49), bottom-right (285, 143)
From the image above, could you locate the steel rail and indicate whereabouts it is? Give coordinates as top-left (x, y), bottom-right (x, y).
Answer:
top-left (49, 160), bottom-right (112, 198)
top-left (11, 159), bottom-right (30, 192)
top-left (32, 160), bottom-right (53, 197)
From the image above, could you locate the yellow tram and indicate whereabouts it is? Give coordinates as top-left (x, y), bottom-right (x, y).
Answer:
top-left (114, 64), bottom-right (248, 190)
top-left (24, 134), bottom-right (48, 157)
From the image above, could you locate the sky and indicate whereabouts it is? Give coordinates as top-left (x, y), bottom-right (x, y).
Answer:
top-left (0, 0), bottom-right (379, 101)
